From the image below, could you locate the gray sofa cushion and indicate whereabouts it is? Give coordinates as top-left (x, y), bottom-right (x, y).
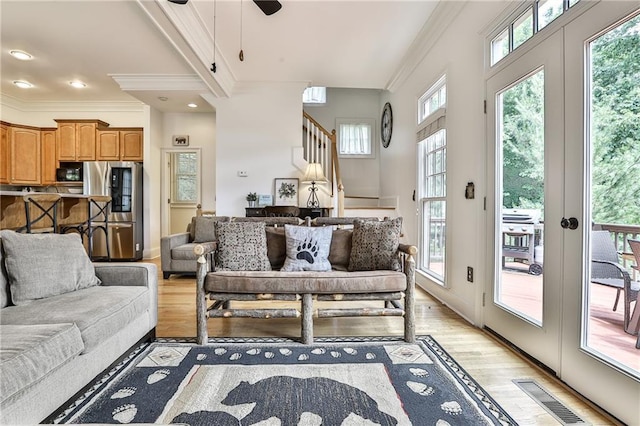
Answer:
top-left (0, 239), bottom-right (9, 309)
top-left (281, 225), bottom-right (333, 272)
top-left (348, 217), bottom-right (403, 271)
top-left (0, 231), bottom-right (100, 306)
top-left (0, 286), bottom-right (149, 354)
top-left (192, 216), bottom-right (230, 243)
top-left (0, 323), bottom-right (83, 404)
top-left (204, 270), bottom-right (406, 294)
top-left (215, 222), bottom-right (271, 271)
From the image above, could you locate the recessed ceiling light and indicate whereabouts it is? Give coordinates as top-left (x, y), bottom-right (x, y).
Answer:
top-left (13, 80), bottom-right (33, 89)
top-left (69, 80), bottom-right (86, 88)
top-left (187, 103), bottom-right (198, 108)
top-left (10, 50), bottom-right (33, 60)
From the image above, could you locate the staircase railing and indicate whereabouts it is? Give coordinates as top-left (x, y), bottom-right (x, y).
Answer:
top-left (303, 111), bottom-right (344, 216)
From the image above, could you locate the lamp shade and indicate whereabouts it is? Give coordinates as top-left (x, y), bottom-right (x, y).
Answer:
top-left (301, 163), bottom-right (326, 183)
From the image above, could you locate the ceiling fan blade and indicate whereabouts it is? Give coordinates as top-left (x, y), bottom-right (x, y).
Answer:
top-left (167, 0), bottom-right (189, 4)
top-left (253, 0), bottom-right (282, 16)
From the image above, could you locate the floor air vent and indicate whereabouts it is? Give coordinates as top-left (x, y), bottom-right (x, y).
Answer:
top-left (513, 379), bottom-right (589, 425)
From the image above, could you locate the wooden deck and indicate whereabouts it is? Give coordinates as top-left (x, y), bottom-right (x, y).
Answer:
top-left (501, 262), bottom-right (639, 371)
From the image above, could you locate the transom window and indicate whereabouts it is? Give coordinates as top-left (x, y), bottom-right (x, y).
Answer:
top-left (490, 0), bottom-right (581, 65)
top-left (418, 75), bottom-right (446, 124)
top-left (303, 87), bottom-right (326, 104)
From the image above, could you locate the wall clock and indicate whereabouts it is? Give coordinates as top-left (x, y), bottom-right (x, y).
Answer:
top-left (381, 102), bottom-right (393, 148)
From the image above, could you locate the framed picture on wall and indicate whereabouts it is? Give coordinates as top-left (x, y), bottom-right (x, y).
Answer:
top-left (274, 178), bottom-right (298, 206)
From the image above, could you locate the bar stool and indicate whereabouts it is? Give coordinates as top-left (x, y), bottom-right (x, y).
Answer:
top-left (19, 194), bottom-right (62, 234)
top-left (60, 195), bottom-right (111, 260)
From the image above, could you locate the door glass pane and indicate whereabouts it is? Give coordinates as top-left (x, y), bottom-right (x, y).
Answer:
top-left (171, 152), bottom-right (198, 203)
top-left (497, 70), bottom-right (545, 325)
top-left (586, 13), bottom-right (640, 375)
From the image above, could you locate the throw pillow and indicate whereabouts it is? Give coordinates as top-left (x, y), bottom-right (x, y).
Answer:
top-left (0, 230), bottom-right (100, 306)
top-left (348, 217), bottom-right (403, 271)
top-left (281, 225), bottom-right (333, 272)
top-left (215, 222), bottom-right (271, 271)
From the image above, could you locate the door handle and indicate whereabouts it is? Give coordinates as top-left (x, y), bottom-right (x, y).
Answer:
top-left (560, 217), bottom-right (579, 230)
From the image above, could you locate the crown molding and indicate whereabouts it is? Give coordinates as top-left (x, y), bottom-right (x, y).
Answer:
top-left (110, 74), bottom-right (209, 91)
top-left (0, 94), bottom-right (145, 113)
top-left (385, 2), bottom-right (467, 92)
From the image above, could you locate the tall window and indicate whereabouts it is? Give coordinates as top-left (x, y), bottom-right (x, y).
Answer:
top-left (171, 152), bottom-right (198, 203)
top-left (337, 118), bottom-right (375, 158)
top-left (417, 76), bottom-right (447, 282)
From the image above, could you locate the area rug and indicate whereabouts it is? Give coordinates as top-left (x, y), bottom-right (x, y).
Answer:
top-left (53, 336), bottom-right (517, 425)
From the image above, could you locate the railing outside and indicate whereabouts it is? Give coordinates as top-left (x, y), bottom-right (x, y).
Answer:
top-left (596, 223), bottom-right (640, 276)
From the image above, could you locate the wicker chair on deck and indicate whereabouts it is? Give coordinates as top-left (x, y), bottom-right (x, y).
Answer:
top-left (590, 230), bottom-right (640, 334)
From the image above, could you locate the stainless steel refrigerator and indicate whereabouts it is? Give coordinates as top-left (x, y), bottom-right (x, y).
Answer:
top-left (83, 161), bottom-right (143, 261)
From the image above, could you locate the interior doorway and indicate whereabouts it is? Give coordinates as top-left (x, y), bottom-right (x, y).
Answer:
top-left (161, 148), bottom-right (201, 236)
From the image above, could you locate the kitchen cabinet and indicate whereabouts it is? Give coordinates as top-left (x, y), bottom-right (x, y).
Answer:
top-left (0, 123), bottom-right (8, 184)
top-left (96, 128), bottom-right (143, 161)
top-left (55, 120), bottom-right (108, 161)
top-left (41, 129), bottom-right (58, 185)
top-left (9, 125), bottom-right (41, 185)
top-left (120, 129), bottom-right (143, 161)
top-left (96, 130), bottom-right (120, 161)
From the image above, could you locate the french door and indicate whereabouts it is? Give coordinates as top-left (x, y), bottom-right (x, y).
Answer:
top-left (485, 30), bottom-right (564, 372)
top-left (486, 3), bottom-right (639, 423)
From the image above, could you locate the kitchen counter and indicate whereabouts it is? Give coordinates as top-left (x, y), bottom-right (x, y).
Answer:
top-left (0, 191), bottom-right (90, 231)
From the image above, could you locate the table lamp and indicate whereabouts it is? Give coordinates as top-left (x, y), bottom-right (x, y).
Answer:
top-left (301, 163), bottom-right (326, 208)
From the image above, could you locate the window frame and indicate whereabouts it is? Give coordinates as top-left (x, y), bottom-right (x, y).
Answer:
top-left (170, 150), bottom-right (200, 205)
top-left (336, 118), bottom-right (377, 159)
top-left (416, 74), bottom-right (448, 285)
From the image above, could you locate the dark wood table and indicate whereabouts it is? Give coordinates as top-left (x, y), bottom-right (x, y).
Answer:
top-left (245, 207), bottom-right (330, 219)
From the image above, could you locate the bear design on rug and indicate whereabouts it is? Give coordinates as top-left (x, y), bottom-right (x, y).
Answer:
top-left (171, 410), bottom-right (240, 425)
top-left (221, 375), bottom-right (398, 425)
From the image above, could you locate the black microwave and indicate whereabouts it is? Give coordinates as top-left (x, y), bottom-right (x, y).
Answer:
top-left (56, 167), bottom-right (82, 182)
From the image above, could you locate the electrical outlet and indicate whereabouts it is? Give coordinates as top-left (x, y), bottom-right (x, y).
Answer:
top-left (467, 266), bottom-right (474, 282)
top-left (237, 171), bottom-right (248, 177)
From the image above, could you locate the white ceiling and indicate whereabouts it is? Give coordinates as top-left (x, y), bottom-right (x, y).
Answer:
top-left (1, 0), bottom-right (440, 114)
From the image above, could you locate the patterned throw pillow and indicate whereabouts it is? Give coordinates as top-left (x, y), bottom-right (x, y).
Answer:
top-left (281, 225), bottom-right (333, 272)
top-left (348, 217), bottom-right (403, 271)
top-left (0, 230), bottom-right (100, 305)
top-left (215, 222), bottom-right (271, 271)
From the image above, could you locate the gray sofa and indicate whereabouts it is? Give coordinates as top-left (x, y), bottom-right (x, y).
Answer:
top-left (0, 231), bottom-right (157, 425)
top-left (194, 218), bottom-right (416, 345)
top-left (161, 216), bottom-right (302, 279)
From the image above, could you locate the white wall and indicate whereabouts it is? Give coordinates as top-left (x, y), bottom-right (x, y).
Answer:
top-left (212, 82), bottom-right (308, 216)
top-left (304, 88), bottom-right (382, 198)
top-left (381, 2), bottom-right (508, 323)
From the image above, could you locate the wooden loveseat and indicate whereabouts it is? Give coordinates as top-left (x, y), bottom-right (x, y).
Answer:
top-left (193, 217), bottom-right (417, 344)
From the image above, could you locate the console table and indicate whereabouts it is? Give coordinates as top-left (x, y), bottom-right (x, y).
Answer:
top-left (245, 207), bottom-right (330, 219)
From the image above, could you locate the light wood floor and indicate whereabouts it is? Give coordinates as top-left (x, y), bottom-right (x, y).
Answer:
top-left (152, 258), bottom-right (619, 425)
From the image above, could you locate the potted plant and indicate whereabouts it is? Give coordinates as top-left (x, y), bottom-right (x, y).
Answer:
top-left (246, 192), bottom-right (258, 207)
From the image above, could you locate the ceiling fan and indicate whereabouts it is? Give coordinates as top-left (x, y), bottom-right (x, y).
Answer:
top-left (167, 0), bottom-right (282, 16)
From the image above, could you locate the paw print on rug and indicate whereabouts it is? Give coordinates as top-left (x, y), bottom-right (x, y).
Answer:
top-left (296, 238), bottom-right (319, 264)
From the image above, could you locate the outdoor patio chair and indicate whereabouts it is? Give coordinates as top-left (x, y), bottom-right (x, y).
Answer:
top-left (590, 230), bottom-right (640, 334)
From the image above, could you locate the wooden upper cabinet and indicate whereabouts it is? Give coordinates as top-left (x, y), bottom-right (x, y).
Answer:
top-left (41, 129), bottom-right (57, 185)
top-left (96, 130), bottom-right (120, 161)
top-left (55, 119), bottom-right (108, 161)
top-left (0, 123), bottom-right (9, 184)
top-left (120, 129), bottom-right (143, 161)
top-left (9, 125), bottom-right (41, 185)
